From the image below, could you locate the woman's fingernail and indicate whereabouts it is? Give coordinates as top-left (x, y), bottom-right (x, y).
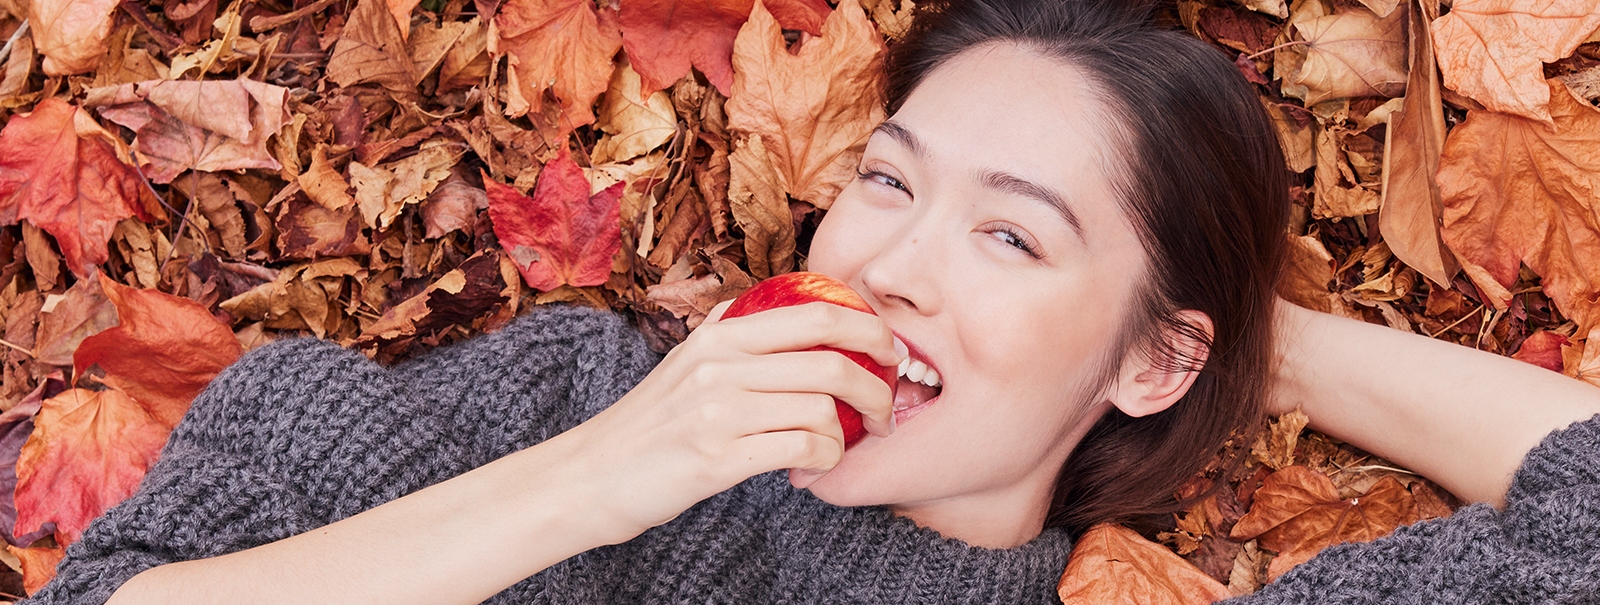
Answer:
top-left (893, 336), bottom-right (908, 361)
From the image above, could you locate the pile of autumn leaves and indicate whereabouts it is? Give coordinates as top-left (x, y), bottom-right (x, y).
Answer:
top-left (0, 0), bottom-right (1598, 600)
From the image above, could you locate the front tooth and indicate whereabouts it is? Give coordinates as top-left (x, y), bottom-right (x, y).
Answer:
top-left (906, 360), bottom-right (928, 383)
top-left (897, 358), bottom-right (911, 377)
top-left (922, 368), bottom-right (941, 388)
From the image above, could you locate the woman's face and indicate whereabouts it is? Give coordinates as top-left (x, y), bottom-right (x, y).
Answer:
top-left (804, 44), bottom-right (1151, 546)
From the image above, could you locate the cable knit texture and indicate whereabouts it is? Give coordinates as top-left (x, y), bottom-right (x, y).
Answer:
top-left (25, 306), bottom-right (1600, 604)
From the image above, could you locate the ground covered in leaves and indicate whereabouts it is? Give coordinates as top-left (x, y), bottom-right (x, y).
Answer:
top-left (0, 0), bottom-right (1598, 601)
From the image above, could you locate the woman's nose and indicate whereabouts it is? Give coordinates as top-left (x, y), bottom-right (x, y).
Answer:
top-left (859, 222), bottom-right (943, 316)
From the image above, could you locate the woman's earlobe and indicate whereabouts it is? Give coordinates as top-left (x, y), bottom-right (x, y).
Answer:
top-left (1110, 310), bottom-right (1213, 418)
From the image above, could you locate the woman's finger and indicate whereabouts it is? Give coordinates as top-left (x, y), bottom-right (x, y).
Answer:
top-left (729, 350), bottom-right (895, 438)
top-left (725, 430), bottom-right (845, 483)
top-left (705, 302), bottom-right (905, 368)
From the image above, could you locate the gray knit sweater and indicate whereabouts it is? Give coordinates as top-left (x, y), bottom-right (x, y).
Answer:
top-left (26, 306), bottom-right (1600, 604)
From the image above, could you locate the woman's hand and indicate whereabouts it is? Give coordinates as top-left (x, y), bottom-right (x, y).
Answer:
top-left (560, 300), bottom-right (906, 543)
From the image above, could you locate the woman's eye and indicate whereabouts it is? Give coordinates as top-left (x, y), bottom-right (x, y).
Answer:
top-left (856, 169), bottom-right (909, 194)
top-left (988, 226), bottom-right (1042, 258)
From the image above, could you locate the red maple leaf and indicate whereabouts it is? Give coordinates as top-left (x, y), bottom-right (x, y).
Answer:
top-left (14, 386), bottom-right (169, 544)
top-left (483, 151), bottom-right (625, 291)
top-left (73, 274), bottom-right (246, 429)
top-left (619, 0), bottom-right (833, 96)
top-left (0, 98), bottom-right (151, 277)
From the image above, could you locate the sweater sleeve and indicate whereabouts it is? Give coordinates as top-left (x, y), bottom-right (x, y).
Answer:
top-left (1225, 413), bottom-right (1600, 605)
top-left (24, 306), bottom-right (659, 605)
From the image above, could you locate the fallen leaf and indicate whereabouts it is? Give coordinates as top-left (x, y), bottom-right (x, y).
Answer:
top-left (0, 374), bottom-right (66, 549)
top-left (1513, 330), bottom-right (1572, 373)
top-left (1379, 0), bottom-right (1458, 288)
top-left (594, 60), bottom-right (679, 164)
top-left (328, 0), bottom-right (422, 95)
top-left (483, 150), bottom-right (625, 291)
top-left (1229, 466), bottom-right (1416, 581)
top-left (275, 197), bottom-right (372, 260)
top-left (357, 252), bottom-right (508, 348)
top-left (725, 0), bottom-right (885, 210)
top-left (8, 543), bottom-right (64, 596)
top-left (1431, 0), bottom-right (1600, 121)
top-left (645, 254), bottom-right (757, 328)
top-left (1058, 523), bottom-right (1231, 605)
top-left (494, 0), bottom-right (623, 131)
top-left (348, 138), bottom-right (464, 229)
top-left (73, 274), bottom-right (245, 429)
top-left (1289, 4), bottom-right (1407, 106)
top-left (727, 134), bottom-right (794, 279)
top-left (618, 0), bottom-right (831, 96)
top-left (32, 274), bottom-right (116, 366)
top-left (387, 0), bottom-right (422, 40)
top-left (0, 98), bottom-right (150, 276)
top-left (85, 78), bottom-right (291, 184)
top-left (1310, 120), bottom-right (1379, 218)
top-left (299, 144), bottom-right (356, 211)
top-left (1439, 80), bottom-right (1600, 328)
top-left (1249, 408), bottom-right (1310, 471)
top-left (30, 0), bottom-right (119, 75)
top-left (14, 386), bottom-right (170, 544)
top-left (1240, 0), bottom-right (1288, 19)
top-left (421, 172), bottom-right (489, 239)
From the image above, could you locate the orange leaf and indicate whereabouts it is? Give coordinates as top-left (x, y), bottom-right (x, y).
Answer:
top-left (1058, 523), bottom-right (1231, 605)
top-left (83, 78), bottom-right (291, 185)
top-left (726, 0), bottom-right (885, 210)
top-left (482, 151), bottom-right (625, 291)
top-left (1379, 0), bottom-right (1458, 288)
top-left (1431, 0), bottom-right (1600, 122)
top-left (494, 0), bottom-right (622, 131)
top-left (73, 274), bottom-right (245, 429)
top-left (618, 0), bottom-right (831, 96)
top-left (14, 387), bottom-right (170, 544)
top-left (1230, 466), bottom-right (1416, 581)
top-left (30, 0), bottom-right (119, 76)
top-left (7, 543), bottom-right (65, 596)
top-left (0, 98), bottom-right (149, 277)
top-left (1439, 80), bottom-right (1600, 328)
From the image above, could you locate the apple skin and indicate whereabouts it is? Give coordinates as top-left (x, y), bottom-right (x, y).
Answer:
top-left (721, 272), bottom-right (898, 448)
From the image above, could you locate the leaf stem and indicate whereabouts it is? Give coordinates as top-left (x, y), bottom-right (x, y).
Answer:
top-left (1245, 40), bottom-right (1311, 61)
top-left (0, 337), bottom-right (33, 357)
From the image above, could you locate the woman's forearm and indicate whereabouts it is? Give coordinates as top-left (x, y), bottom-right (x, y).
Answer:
top-left (1273, 301), bottom-right (1600, 507)
top-left (106, 428), bottom-right (620, 605)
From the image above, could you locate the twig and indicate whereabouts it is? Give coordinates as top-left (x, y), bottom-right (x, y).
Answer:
top-left (129, 163), bottom-right (213, 259)
top-left (0, 337), bottom-right (33, 357)
top-left (164, 172), bottom-right (203, 266)
top-left (1426, 303), bottom-right (1485, 339)
top-left (0, 19), bottom-right (28, 66)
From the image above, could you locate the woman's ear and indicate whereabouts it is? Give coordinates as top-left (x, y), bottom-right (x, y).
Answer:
top-left (1109, 310), bottom-right (1213, 418)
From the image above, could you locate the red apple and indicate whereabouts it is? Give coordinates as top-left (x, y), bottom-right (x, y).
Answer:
top-left (721, 272), bottom-right (898, 448)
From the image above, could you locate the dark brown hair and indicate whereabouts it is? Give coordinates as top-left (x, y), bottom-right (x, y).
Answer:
top-left (883, 0), bottom-right (1289, 535)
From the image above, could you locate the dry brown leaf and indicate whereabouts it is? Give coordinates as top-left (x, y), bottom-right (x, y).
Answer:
top-left (1277, 233), bottom-right (1359, 318)
top-left (1250, 408), bottom-right (1310, 471)
top-left (1059, 523), bottom-right (1231, 605)
top-left (31, 0), bottom-right (118, 75)
top-left (1431, 0), bottom-right (1600, 122)
top-left (1379, 0), bottom-right (1458, 288)
top-left (1439, 79), bottom-right (1600, 329)
top-left (328, 0), bottom-right (422, 95)
top-left (1310, 120), bottom-right (1379, 218)
top-left (725, 0), bottom-right (885, 210)
top-left (727, 134), bottom-right (793, 279)
top-left (32, 275), bottom-right (115, 366)
top-left (1240, 0), bottom-right (1288, 19)
top-left (1289, 4), bottom-right (1407, 106)
top-left (85, 78), bottom-right (291, 184)
top-left (594, 60), bottom-right (679, 164)
top-left (300, 144), bottom-right (356, 212)
top-left (421, 173), bottom-right (488, 239)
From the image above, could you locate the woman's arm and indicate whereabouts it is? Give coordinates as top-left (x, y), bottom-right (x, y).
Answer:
top-left (102, 302), bottom-right (903, 605)
top-left (1271, 300), bottom-right (1600, 506)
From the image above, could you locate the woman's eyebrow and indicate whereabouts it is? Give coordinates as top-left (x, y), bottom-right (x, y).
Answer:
top-left (977, 169), bottom-right (1085, 239)
top-left (872, 120), bottom-right (929, 158)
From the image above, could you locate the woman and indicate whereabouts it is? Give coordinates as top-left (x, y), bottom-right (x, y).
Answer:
top-left (31, 0), bottom-right (1600, 603)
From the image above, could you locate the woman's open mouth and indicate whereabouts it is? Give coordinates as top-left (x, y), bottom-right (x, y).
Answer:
top-left (893, 355), bottom-right (942, 425)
